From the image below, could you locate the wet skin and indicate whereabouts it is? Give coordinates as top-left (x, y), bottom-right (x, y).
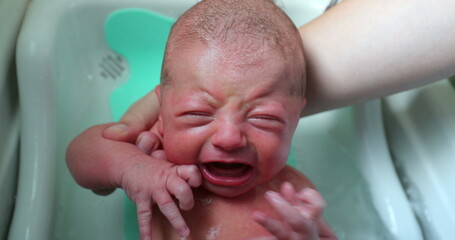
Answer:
top-left (129, 41), bottom-right (335, 239)
top-left (157, 42), bottom-right (306, 198)
top-left (147, 41), bottom-right (337, 239)
top-left (151, 166), bottom-right (316, 240)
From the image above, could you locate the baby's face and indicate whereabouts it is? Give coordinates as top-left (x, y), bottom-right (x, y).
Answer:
top-left (157, 43), bottom-right (305, 197)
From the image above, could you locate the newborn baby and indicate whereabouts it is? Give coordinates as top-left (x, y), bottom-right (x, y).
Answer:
top-left (136, 0), bottom-right (336, 239)
top-left (67, 0), bottom-right (336, 239)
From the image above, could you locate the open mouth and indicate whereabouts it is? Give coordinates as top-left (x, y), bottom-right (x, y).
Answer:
top-left (200, 162), bottom-right (253, 186)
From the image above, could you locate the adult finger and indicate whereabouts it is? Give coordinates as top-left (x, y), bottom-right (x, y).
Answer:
top-left (177, 165), bottom-right (202, 188)
top-left (103, 90), bottom-right (160, 143)
top-left (136, 199), bottom-right (153, 240)
top-left (154, 190), bottom-right (190, 237)
top-left (167, 175), bottom-right (195, 211)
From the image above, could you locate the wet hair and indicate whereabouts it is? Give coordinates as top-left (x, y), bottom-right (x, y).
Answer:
top-left (161, 0), bottom-right (306, 97)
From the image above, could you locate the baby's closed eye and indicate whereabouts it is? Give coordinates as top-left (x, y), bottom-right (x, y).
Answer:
top-left (247, 114), bottom-right (285, 130)
top-left (178, 111), bottom-right (214, 127)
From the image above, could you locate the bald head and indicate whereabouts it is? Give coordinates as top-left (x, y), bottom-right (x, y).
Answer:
top-left (161, 0), bottom-right (305, 96)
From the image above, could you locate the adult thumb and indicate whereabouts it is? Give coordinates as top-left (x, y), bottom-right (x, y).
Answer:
top-left (103, 89), bottom-right (160, 143)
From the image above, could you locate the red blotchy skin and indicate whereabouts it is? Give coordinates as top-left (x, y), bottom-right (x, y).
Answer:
top-left (157, 43), bottom-right (305, 198)
top-left (126, 41), bottom-right (339, 240)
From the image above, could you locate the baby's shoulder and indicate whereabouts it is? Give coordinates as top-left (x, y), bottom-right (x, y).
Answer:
top-left (265, 165), bottom-right (315, 191)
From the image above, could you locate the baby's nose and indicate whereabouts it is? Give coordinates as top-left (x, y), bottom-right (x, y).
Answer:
top-left (211, 122), bottom-right (247, 151)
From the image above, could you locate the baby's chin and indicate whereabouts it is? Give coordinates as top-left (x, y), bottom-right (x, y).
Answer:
top-left (201, 181), bottom-right (256, 198)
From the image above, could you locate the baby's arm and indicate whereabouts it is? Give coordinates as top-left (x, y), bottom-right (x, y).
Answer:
top-left (66, 123), bottom-right (201, 239)
top-left (251, 182), bottom-right (336, 240)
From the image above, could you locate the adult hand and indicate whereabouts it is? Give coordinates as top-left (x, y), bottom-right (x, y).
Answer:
top-left (103, 89), bottom-right (161, 143)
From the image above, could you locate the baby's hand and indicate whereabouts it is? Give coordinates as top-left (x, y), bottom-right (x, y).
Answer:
top-left (120, 131), bottom-right (202, 240)
top-left (251, 182), bottom-right (335, 240)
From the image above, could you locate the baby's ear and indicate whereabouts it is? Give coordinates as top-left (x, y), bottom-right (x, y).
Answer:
top-left (302, 97), bottom-right (307, 109)
top-left (154, 85), bottom-right (162, 103)
top-left (157, 114), bottom-right (164, 136)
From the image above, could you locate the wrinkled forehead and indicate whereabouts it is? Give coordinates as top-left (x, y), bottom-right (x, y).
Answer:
top-left (166, 41), bottom-right (289, 82)
top-left (161, 40), bottom-right (305, 100)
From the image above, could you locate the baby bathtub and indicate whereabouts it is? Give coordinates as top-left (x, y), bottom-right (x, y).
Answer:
top-left (10, 0), bottom-right (433, 239)
top-left (383, 79), bottom-right (455, 240)
top-left (0, 0), bottom-right (29, 238)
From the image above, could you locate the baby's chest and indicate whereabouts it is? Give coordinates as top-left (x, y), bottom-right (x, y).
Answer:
top-left (153, 194), bottom-right (278, 240)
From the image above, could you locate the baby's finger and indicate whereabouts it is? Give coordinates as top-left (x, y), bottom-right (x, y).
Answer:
top-left (280, 181), bottom-right (297, 204)
top-left (317, 218), bottom-right (337, 238)
top-left (151, 149), bottom-right (167, 161)
top-left (136, 131), bottom-right (159, 154)
top-left (252, 211), bottom-right (288, 239)
top-left (154, 191), bottom-right (190, 237)
top-left (265, 191), bottom-right (313, 233)
top-left (136, 200), bottom-right (153, 240)
top-left (296, 188), bottom-right (326, 219)
top-left (167, 175), bottom-right (195, 211)
top-left (177, 165), bottom-right (202, 188)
